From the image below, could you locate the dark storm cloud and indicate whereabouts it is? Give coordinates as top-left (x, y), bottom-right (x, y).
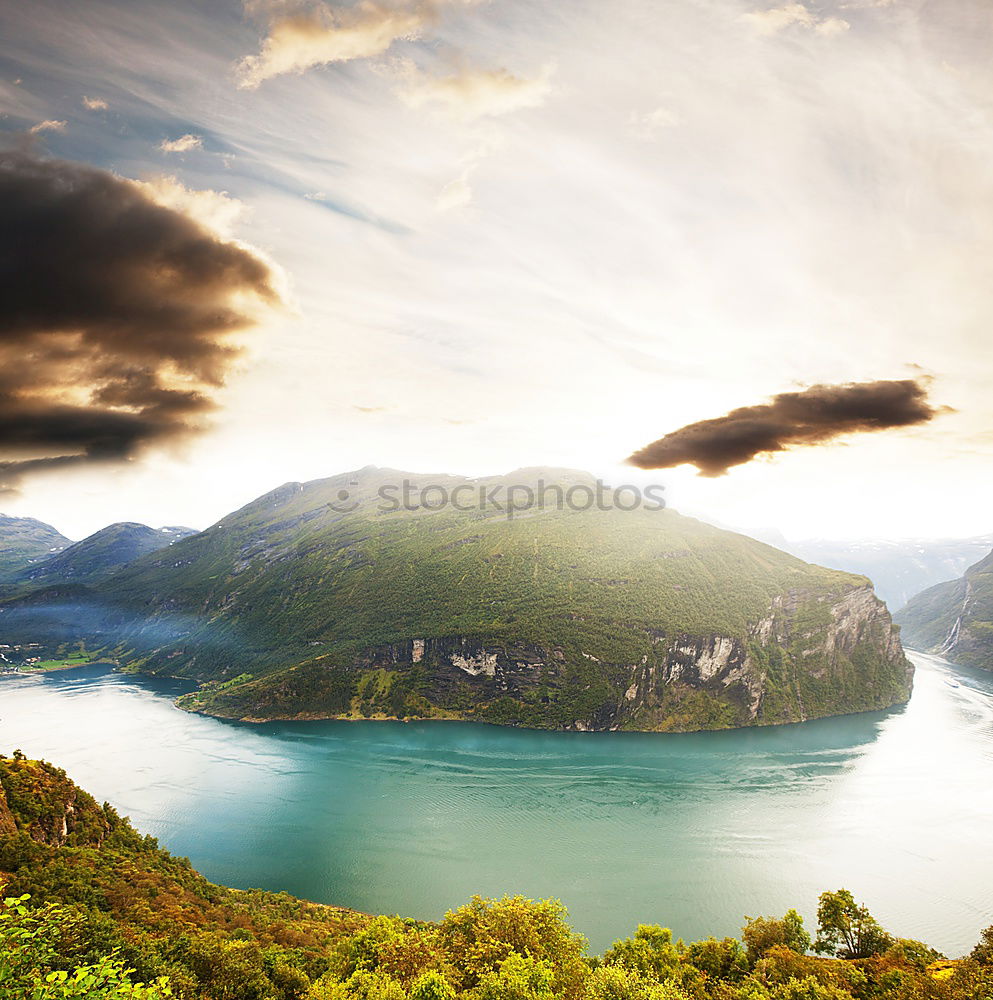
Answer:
top-left (626, 379), bottom-right (942, 476)
top-left (0, 150), bottom-right (279, 491)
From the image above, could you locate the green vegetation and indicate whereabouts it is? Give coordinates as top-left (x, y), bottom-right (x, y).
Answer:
top-left (1, 893), bottom-right (173, 999)
top-left (2, 756), bottom-right (992, 1000)
top-left (11, 523), bottom-right (196, 591)
top-left (0, 514), bottom-right (71, 587)
top-left (896, 549), bottom-right (993, 670)
top-left (897, 549), bottom-right (993, 669)
top-left (0, 468), bottom-right (912, 731)
top-left (16, 649), bottom-right (114, 674)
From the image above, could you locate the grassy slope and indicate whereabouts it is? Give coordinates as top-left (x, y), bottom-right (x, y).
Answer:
top-left (0, 514), bottom-right (71, 584)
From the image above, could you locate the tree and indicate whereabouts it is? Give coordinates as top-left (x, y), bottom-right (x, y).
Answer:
top-left (438, 895), bottom-right (587, 997)
top-left (813, 891), bottom-right (892, 960)
top-left (582, 965), bottom-right (689, 1000)
top-left (602, 926), bottom-right (682, 981)
top-left (771, 976), bottom-right (851, 1000)
top-left (972, 927), bottom-right (993, 965)
top-left (409, 970), bottom-right (456, 1000)
top-left (473, 953), bottom-right (555, 1000)
top-left (684, 937), bottom-right (747, 981)
top-left (0, 894), bottom-right (172, 1000)
top-left (742, 911), bottom-right (811, 965)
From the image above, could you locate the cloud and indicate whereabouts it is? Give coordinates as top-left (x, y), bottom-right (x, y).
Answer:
top-left (436, 169), bottom-right (473, 210)
top-left (742, 3), bottom-right (850, 37)
top-left (81, 96), bottom-right (108, 110)
top-left (629, 106), bottom-right (680, 139)
top-left (133, 174), bottom-right (248, 237)
top-left (159, 133), bottom-right (203, 153)
top-left (626, 379), bottom-right (942, 476)
top-left (0, 151), bottom-right (281, 491)
top-left (394, 62), bottom-right (556, 120)
top-left (816, 16), bottom-right (851, 36)
top-left (237, 0), bottom-right (438, 89)
top-left (432, 128), bottom-right (504, 210)
top-left (28, 119), bottom-right (67, 134)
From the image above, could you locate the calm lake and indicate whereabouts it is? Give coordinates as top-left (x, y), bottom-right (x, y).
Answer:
top-left (2, 650), bottom-right (992, 955)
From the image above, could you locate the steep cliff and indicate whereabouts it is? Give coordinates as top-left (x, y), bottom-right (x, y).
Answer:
top-left (178, 581), bottom-right (909, 731)
top-left (895, 550), bottom-right (993, 670)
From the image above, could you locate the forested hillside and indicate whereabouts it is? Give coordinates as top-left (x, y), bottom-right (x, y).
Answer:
top-left (0, 468), bottom-right (912, 732)
top-left (1, 755), bottom-right (992, 999)
top-left (896, 549), bottom-right (993, 670)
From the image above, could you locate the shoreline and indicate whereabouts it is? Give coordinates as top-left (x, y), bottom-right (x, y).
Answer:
top-left (176, 692), bottom-right (912, 735)
top-left (1, 658), bottom-right (118, 676)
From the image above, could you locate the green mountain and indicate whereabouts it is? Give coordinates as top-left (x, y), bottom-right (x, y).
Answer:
top-left (0, 514), bottom-right (71, 583)
top-left (894, 550), bottom-right (993, 669)
top-left (0, 467), bottom-right (912, 730)
top-left (16, 521), bottom-right (197, 588)
top-left (1, 755), bottom-right (989, 1000)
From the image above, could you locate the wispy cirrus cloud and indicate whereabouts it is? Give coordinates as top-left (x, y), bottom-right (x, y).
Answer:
top-left (741, 2), bottom-right (849, 37)
top-left (393, 61), bottom-right (556, 121)
top-left (81, 95), bottom-right (107, 110)
top-left (159, 133), bottom-right (203, 153)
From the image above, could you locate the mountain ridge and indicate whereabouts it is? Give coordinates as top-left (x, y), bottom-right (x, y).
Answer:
top-left (895, 549), bottom-right (993, 670)
top-left (15, 521), bottom-right (197, 589)
top-left (778, 535), bottom-right (993, 611)
top-left (0, 467), bottom-right (913, 730)
top-left (0, 514), bottom-right (73, 584)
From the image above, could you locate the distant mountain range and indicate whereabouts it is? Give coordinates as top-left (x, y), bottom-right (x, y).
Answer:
top-left (0, 517), bottom-right (195, 595)
top-left (17, 522), bottom-right (197, 587)
top-left (0, 467), bottom-right (911, 732)
top-left (0, 514), bottom-right (72, 583)
top-left (895, 549), bottom-right (993, 671)
top-left (752, 533), bottom-right (993, 611)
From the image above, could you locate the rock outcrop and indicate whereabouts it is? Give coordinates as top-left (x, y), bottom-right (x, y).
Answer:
top-left (896, 549), bottom-right (993, 670)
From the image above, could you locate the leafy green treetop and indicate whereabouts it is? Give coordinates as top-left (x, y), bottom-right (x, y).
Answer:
top-left (742, 911), bottom-right (811, 964)
top-left (813, 891), bottom-right (892, 960)
top-left (0, 894), bottom-right (172, 1000)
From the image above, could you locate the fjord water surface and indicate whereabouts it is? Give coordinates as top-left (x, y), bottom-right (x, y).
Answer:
top-left (2, 650), bottom-right (991, 954)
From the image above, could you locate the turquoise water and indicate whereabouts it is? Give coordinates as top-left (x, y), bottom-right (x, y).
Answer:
top-left (2, 650), bottom-right (992, 955)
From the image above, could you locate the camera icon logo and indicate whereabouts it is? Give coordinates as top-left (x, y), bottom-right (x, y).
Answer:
top-left (327, 481), bottom-right (360, 513)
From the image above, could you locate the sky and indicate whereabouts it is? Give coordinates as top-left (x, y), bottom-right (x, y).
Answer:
top-left (0, 0), bottom-right (991, 543)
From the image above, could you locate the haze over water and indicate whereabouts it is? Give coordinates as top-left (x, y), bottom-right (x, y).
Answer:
top-left (2, 650), bottom-right (991, 955)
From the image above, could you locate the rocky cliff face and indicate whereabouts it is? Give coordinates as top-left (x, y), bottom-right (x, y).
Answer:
top-left (896, 549), bottom-right (993, 670)
top-left (182, 582), bottom-right (912, 732)
top-left (355, 584), bottom-right (910, 731)
top-left (0, 757), bottom-right (113, 848)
